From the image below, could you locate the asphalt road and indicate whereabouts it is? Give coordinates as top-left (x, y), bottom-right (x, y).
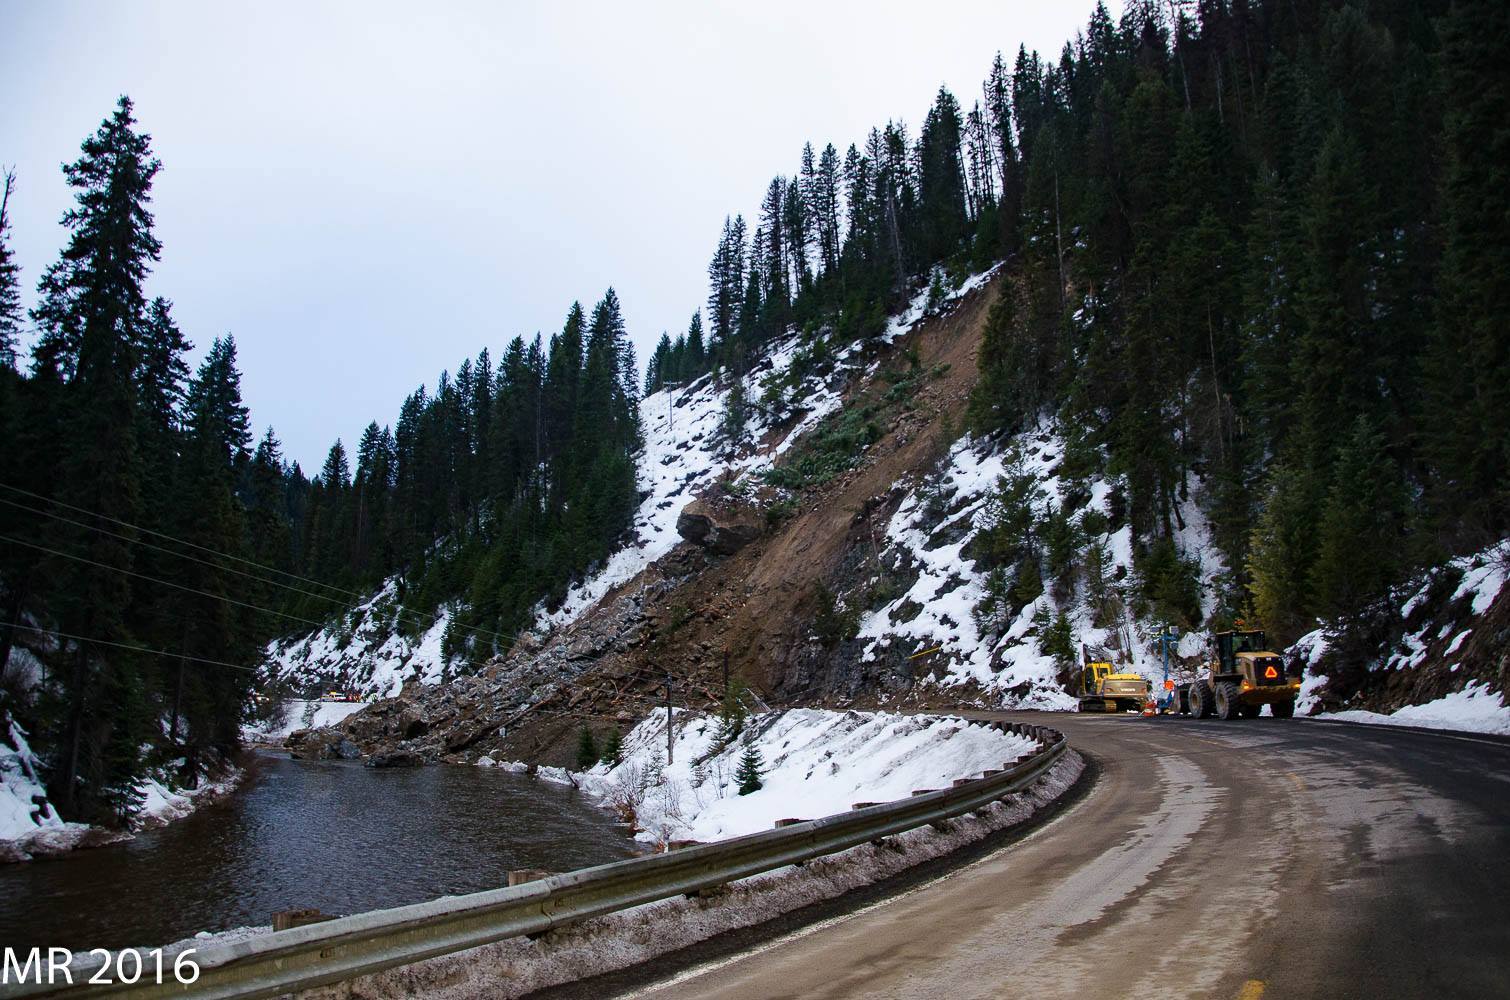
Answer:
top-left (624, 714), bottom-right (1510, 1000)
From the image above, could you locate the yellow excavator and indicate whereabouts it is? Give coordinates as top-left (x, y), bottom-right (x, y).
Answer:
top-left (1075, 646), bottom-right (1151, 713)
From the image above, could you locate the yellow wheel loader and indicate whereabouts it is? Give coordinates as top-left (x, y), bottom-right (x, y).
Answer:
top-left (1174, 628), bottom-right (1301, 720)
top-left (1075, 647), bottom-right (1151, 712)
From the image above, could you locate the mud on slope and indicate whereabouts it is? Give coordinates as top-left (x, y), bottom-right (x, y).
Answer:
top-left (305, 274), bottom-right (1004, 767)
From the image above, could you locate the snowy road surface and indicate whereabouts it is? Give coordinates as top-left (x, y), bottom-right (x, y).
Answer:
top-left (608, 713), bottom-right (1510, 1000)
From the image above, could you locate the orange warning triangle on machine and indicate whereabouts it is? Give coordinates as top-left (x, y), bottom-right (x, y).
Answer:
top-left (1264, 665), bottom-right (1279, 679)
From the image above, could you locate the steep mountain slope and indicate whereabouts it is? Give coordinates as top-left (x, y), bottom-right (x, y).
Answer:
top-left (281, 258), bottom-right (1509, 764)
top-left (284, 272), bottom-right (1013, 762)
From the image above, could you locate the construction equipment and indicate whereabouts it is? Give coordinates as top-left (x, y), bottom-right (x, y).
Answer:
top-left (1173, 627), bottom-right (1300, 720)
top-left (1075, 645), bottom-right (1151, 713)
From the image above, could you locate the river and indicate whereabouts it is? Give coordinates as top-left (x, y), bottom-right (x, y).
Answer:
top-left (0, 751), bottom-right (636, 950)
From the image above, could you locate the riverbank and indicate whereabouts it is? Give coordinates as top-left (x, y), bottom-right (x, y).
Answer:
top-left (1, 716), bottom-right (246, 863)
top-left (0, 750), bottom-right (635, 950)
top-left (243, 698), bottom-right (370, 745)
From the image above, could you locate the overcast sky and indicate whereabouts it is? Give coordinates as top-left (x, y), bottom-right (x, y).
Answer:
top-left (3, 1), bottom-right (1114, 470)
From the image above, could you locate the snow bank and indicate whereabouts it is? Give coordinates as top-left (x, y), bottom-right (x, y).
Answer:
top-left (1292, 539), bottom-right (1510, 730)
top-left (3, 715), bottom-right (241, 861)
top-left (506, 708), bottom-right (1037, 848)
top-left (1317, 682), bottom-right (1510, 736)
top-left (1, 717), bottom-right (70, 844)
top-left (243, 699), bottom-right (368, 743)
top-left (134, 764), bottom-right (243, 831)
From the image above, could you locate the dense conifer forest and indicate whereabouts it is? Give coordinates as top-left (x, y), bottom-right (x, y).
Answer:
top-left (0, 102), bottom-right (641, 822)
top-left (1, 0), bottom-right (1506, 824)
top-left (656, 0), bottom-right (1507, 652)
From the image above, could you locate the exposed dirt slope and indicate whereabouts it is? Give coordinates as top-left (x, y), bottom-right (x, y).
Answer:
top-left (312, 275), bottom-right (1003, 767)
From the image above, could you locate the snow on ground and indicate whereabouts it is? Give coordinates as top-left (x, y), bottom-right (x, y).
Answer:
top-left (259, 266), bottom-right (1003, 694)
top-left (262, 579), bottom-right (451, 699)
top-left (499, 707), bottom-right (1036, 848)
top-left (1317, 682), bottom-right (1510, 736)
top-left (3, 714), bottom-right (242, 861)
top-left (243, 699), bottom-right (369, 743)
top-left (1, 716), bottom-right (72, 845)
top-left (1293, 538), bottom-right (1510, 731)
top-left (856, 425), bottom-right (1222, 709)
top-left (875, 264), bottom-right (1002, 346)
top-left (134, 764), bottom-right (244, 831)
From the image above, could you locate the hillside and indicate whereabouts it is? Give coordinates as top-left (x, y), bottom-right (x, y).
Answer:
top-left (7, 0), bottom-right (1509, 831)
top-left (297, 256), bottom-right (1506, 765)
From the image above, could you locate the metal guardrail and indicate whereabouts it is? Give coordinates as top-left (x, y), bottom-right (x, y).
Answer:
top-left (5, 721), bottom-right (1066, 1000)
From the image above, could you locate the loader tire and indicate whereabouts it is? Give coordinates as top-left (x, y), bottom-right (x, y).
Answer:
top-left (1271, 699), bottom-right (1296, 719)
top-left (1190, 681), bottom-right (1215, 719)
top-left (1215, 681), bottom-right (1242, 720)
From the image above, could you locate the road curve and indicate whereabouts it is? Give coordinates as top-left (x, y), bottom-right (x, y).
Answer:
top-left (624, 713), bottom-right (1510, 1000)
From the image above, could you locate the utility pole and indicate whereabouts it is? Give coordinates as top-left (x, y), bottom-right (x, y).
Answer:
top-left (664, 381), bottom-right (680, 436)
top-left (664, 671), bottom-right (674, 765)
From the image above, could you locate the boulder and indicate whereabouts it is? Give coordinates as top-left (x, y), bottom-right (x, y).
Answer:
top-left (366, 751), bottom-right (425, 769)
top-left (676, 498), bottom-right (763, 555)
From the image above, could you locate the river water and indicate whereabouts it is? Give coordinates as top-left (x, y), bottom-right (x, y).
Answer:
top-left (0, 751), bottom-right (635, 950)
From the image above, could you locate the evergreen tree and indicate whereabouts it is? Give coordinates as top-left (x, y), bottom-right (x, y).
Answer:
top-left (917, 87), bottom-right (970, 263)
top-left (1310, 417), bottom-right (1406, 622)
top-left (30, 97), bottom-right (162, 822)
top-left (575, 724), bottom-right (599, 770)
top-left (1420, 0), bottom-right (1510, 542)
top-left (0, 169), bottom-right (21, 370)
top-left (1247, 463), bottom-right (1316, 643)
top-left (735, 743), bottom-right (764, 795)
top-left (601, 727), bottom-right (624, 768)
top-left (716, 680), bottom-right (747, 744)
top-left (684, 311), bottom-right (706, 376)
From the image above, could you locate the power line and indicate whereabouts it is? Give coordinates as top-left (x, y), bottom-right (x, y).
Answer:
top-left (0, 536), bottom-right (508, 677)
top-left (0, 533), bottom-right (336, 633)
top-left (0, 481), bottom-right (361, 602)
top-left (0, 620), bottom-right (258, 673)
top-left (0, 494), bottom-right (382, 616)
top-left (0, 482), bottom-right (530, 650)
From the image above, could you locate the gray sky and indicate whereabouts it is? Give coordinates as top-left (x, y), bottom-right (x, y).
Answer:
top-left (3, 1), bottom-right (1113, 470)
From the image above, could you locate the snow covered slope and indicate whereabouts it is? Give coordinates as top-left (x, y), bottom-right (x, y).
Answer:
top-left (856, 427), bottom-right (1221, 709)
top-left (1, 717), bottom-right (71, 846)
top-left (243, 699), bottom-right (369, 742)
top-left (1293, 538), bottom-right (1510, 734)
top-left (257, 274), bottom-right (1000, 697)
top-left (262, 580), bottom-right (451, 699)
top-left (3, 713), bottom-right (241, 861)
top-left (503, 708), bottom-right (1036, 848)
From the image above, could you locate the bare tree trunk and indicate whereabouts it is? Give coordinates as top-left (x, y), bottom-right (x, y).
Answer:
top-left (1208, 305), bottom-right (1226, 462)
top-left (1054, 169), bottom-right (1068, 323)
top-left (60, 647), bottom-right (87, 814)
